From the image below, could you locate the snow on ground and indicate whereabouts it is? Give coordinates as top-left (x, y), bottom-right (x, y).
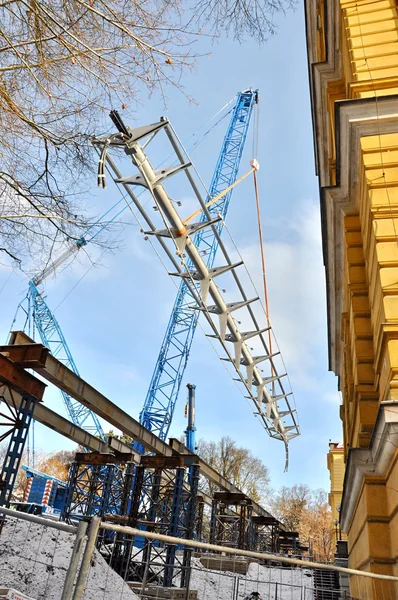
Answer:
top-left (189, 557), bottom-right (314, 600)
top-left (0, 518), bottom-right (138, 600)
top-left (0, 516), bottom-right (316, 600)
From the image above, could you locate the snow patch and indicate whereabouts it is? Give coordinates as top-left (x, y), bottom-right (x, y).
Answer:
top-left (0, 518), bottom-right (138, 600)
top-left (189, 557), bottom-right (314, 600)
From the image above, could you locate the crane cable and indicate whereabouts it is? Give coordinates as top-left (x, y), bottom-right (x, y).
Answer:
top-left (253, 169), bottom-right (272, 351)
top-left (253, 176), bottom-right (289, 470)
top-left (183, 166), bottom-right (257, 227)
top-left (251, 101), bottom-right (289, 470)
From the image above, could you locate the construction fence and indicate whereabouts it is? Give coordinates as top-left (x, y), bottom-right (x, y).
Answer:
top-left (1, 509), bottom-right (398, 600)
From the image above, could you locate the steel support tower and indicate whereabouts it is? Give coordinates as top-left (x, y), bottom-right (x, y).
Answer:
top-left (140, 90), bottom-right (258, 442)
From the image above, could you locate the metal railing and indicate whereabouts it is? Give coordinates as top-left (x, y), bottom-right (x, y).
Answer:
top-left (2, 511), bottom-right (398, 599)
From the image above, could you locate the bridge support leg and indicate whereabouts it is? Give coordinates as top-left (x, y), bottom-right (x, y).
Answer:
top-left (181, 465), bottom-right (200, 588)
top-left (0, 394), bottom-right (37, 507)
top-left (164, 467), bottom-right (184, 588)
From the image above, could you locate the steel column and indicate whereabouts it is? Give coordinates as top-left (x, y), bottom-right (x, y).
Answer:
top-left (164, 467), bottom-right (185, 587)
top-left (0, 394), bottom-right (37, 506)
top-left (181, 464), bottom-right (200, 588)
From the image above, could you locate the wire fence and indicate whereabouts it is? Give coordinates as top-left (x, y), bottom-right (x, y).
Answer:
top-left (0, 506), bottom-right (83, 600)
top-left (1, 511), bottom-right (398, 600)
top-left (93, 522), bottom-right (398, 600)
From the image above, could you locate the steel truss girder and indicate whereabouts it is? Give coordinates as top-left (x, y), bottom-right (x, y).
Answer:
top-left (96, 99), bottom-right (300, 444)
top-left (138, 91), bottom-right (257, 443)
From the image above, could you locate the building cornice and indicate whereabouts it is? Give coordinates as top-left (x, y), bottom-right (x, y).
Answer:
top-left (304, 0), bottom-right (341, 186)
top-left (305, 1), bottom-right (398, 373)
top-left (340, 402), bottom-right (398, 532)
top-left (320, 96), bottom-right (398, 375)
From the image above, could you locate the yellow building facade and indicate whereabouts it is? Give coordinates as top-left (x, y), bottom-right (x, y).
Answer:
top-left (327, 441), bottom-right (346, 547)
top-left (305, 0), bottom-right (398, 596)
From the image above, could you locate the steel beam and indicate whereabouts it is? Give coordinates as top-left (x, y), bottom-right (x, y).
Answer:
top-left (8, 332), bottom-right (172, 456)
top-left (0, 353), bottom-right (46, 400)
top-left (0, 344), bottom-right (49, 368)
top-left (0, 384), bottom-right (139, 459)
top-left (74, 452), bottom-right (135, 465)
top-left (5, 334), bottom-right (280, 523)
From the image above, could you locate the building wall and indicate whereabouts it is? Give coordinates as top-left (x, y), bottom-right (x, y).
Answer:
top-left (327, 443), bottom-right (346, 547)
top-left (305, 0), bottom-right (398, 596)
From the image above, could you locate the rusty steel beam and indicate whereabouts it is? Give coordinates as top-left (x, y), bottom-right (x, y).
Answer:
top-left (0, 353), bottom-right (46, 401)
top-left (0, 344), bottom-right (49, 368)
top-left (8, 331), bottom-right (172, 456)
top-left (0, 384), bottom-right (139, 460)
top-left (213, 491), bottom-right (250, 504)
top-left (75, 452), bottom-right (135, 465)
top-left (140, 454), bottom-right (199, 469)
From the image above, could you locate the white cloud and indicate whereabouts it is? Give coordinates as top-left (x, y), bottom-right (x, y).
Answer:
top-left (231, 199), bottom-right (327, 391)
top-left (324, 391), bottom-right (341, 405)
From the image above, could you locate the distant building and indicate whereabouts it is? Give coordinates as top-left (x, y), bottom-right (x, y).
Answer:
top-left (305, 0), bottom-right (398, 596)
top-left (327, 441), bottom-right (346, 547)
top-left (23, 466), bottom-right (67, 514)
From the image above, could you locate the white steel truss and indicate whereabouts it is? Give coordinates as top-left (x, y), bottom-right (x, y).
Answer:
top-left (93, 114), bottom-right (300, 456)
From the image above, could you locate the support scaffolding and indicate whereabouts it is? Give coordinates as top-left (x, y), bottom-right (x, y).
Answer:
top-left (278, 530), bottom-right (301, 555)
top-left (0, 352), bottom-right (46, 507)
top-left (61, 453), bottom-right (133, 523)
top-left (209, 492), bottom-right (253, 550)
top-left (251, 515), bottom-right (280, 553)
top-left (0, 392), bottom-right (37, 507)
top-left (0, 338), bottom-right (294, 581)
top-left (105, 455), bottom-right (200, 588)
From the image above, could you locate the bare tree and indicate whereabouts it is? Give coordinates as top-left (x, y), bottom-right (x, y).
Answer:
top-left (0, 0), bottom-right (294, 271)
top-left (270, 483), bottom-right (311, 531)
top-left (194, 0), bottom-right (296, 42)
top-left (271, 485), bottom-right (334, 562)
top-left (36, 449), bottom-right (76, 482)
top-left (197, 436), bottom-right (271, 504)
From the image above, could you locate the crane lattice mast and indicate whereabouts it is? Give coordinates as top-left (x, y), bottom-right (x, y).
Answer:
top-left (11, 278), bottom-right (106, 440)
top-left (140, 90), bottom-right (258, 442)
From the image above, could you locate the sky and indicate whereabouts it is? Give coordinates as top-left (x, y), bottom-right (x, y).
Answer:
top-left (0, 3), bottom-right (343, 492)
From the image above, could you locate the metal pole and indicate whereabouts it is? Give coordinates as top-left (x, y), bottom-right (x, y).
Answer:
top-left (164, 467), bottom-right (184, 587)
top-left (72, 517), bottom-right (101, 600)
top-left (99, 522), bottom-right (398, 583)
top-left (184, 384), bottom-right (196, 453)
top-left (61, 520), bottom-right (88, 600)
top-left (0, 506), bottom-right (77, 534)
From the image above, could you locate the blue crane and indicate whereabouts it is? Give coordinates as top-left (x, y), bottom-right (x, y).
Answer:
top-left (139, 89), bottom-right (258, 443)
top-left (11, 264), bottom-right (106, 441)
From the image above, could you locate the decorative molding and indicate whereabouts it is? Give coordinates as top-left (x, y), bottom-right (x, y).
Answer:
top-left (321, 96), bottom-right (398, 375)
top-left (340, 402), bottom-right (398, 532)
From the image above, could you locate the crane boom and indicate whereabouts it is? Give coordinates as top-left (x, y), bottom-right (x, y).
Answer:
top-left (139, 90), bottom-right (258, 442)
top-left (26, 281), bottom-right (106, 439)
